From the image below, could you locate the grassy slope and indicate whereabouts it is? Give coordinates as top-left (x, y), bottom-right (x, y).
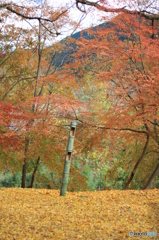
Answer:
top-left (0, 188), bottom-right (158, 239)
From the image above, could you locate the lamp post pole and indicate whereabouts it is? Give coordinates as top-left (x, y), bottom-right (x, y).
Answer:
top-left (60, 120), bottom-right (77, 196)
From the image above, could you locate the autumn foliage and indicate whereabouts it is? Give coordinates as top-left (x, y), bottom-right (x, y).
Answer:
top-left (0, 0), bottom-right (159, 191)
top-left (70, 12), bottom-right (159, 189)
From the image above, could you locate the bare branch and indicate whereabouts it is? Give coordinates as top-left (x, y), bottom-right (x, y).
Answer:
top-left (76, 0), bottom-right (159, 21)
top-left (5, 5), bottom-right (68, 23)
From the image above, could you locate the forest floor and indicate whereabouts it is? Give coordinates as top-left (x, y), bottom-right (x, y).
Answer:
top-left (0, 188), bottom-right (158, 239)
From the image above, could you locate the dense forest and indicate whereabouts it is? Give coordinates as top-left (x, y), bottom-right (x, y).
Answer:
top-left (0, 0), bottom-right (159, 192)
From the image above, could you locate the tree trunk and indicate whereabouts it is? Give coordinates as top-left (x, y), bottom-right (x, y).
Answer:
top-left (144, 161), bottom-right (159, 189)
top-left (21, 138), bottom-right (29, 188)
top-left (29, 156), bottom-right (40, 188)
top-left (32, 20), bottom-right (42, 112)
top-left (124, 134), bottom-right (149, 190)
top-left (22, 21), bottom-right (42, 187)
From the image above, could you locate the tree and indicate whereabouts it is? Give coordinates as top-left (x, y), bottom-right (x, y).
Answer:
top-left (73, 2), bottom-right (159, 189)
top-left (0, 1), bottom-right (86, 188)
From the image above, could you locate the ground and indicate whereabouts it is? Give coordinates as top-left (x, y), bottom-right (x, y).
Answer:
top-left (0, 188), bottom-right (158, 239)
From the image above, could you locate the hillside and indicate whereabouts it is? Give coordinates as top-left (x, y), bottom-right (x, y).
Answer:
top-left (50, 20), bottom-right (116, 68)
top-left (51, 14), bottom-right (152, 69)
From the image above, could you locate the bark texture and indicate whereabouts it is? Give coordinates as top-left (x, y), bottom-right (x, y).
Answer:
top-left (144, 161), bottom-right (159, 189)
top-left (29, 156), bottom-right (40, 188)
top-left (21, 138), bottom-right (29, 188)
top-left (124, 134), bottom-right (149, 189)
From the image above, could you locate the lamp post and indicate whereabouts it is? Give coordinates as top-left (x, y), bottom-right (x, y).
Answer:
top-left (60, 120), bottom-right (77, 196)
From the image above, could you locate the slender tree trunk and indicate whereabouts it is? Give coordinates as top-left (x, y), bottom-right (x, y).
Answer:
top-left (21, 138), bottom-right (29, 188)
top-left (24, 21), bottom-right (42, 187)
top-left (144, 161), bottom-right (159, 190)
top-left (29, 156), bottom-right (40, 188)
top-left (124, 134), bottom-right (149, 190)
top-left (34, 20), bottom-right (41, 97)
